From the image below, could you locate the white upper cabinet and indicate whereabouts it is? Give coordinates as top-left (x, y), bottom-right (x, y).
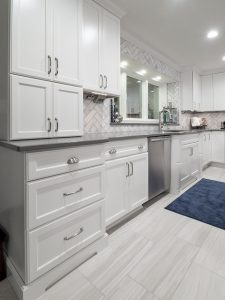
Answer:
top-left (181, 69), bottom-right (201, 111)
top-left (11, 0), bottom-right (82, 86)
top-left (53, 0), bottom-right (82, 86)
top-left (82, 0), bottom-right (120, 96)
top-left (101, 10), bottom-right (120, 95)
top-left (53, 84), bottom-right (83, 137)
top-left (11, 75), bottom-right (53, 140)
top-left (11, 75), bottom-right (83, 140)
top-left (201, 75), bottom-right (213, 111)
top-left (11, 0), bottom-right (52, 80)
top-left (82, 0), bottom-right (101, 92)
top-left (213, 73), bottom-right (225, 111)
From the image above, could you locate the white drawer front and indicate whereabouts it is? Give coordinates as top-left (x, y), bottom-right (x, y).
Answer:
top-left (27, 144), bottom-right (105, 180)
top-left (27, 166), bottom-right (105, 229)
top-left (28, 201), bottom-right (105, 282)
top-left (104, 138), bottom-right (147, 160)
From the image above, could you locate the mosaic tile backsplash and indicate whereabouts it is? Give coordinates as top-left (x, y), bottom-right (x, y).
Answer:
top-left (83, 99), bottom-right (225, 134)
top-left (83, 98), bottom-right (159, 134)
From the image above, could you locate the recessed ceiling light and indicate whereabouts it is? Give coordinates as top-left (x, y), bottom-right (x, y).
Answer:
top-left (222, 56), bottom-right (225, 61)
top-left (152, 76), bottom-right (162, 82)
top-left (120, 61), bottom-right (128, 68)
top-left (207, 30), bottom-right (219, 39)
top-left (136, 70), bottom-right (147, 76)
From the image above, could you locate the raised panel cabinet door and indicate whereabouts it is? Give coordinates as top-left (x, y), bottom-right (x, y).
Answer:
top-left (189, 142), bottom-right (200, 178)
top-left (211, 132), bottom-right (225, 163)
top-left (105, 157), bottom-right (128, 226)
top-left (180, 145), bottom-right (191, 188)
top-left (53, 84), bottom-right (83, 137)
top-left (213, 73), bottom-right (225, 110)
top-left (201, 75), bottom-right (213, 111)
top-left (193, 71), bottom-right (201, 111)
top-left (53, 0), bottom-right (82, 86)
top-left (11, 0), bottom-right (53, 79)
top-left (82, 0), bottom-right (101, 92)
top-left (11, 75), bottom-right (53, 140)
top-left (101, 9), bottom-right (120, 95)
top-left (128, 153), bottom-right (148, 211)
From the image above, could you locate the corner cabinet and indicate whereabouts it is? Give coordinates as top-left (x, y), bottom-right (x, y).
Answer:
top-left (82, 0), bottom-right (120, 96)
top-left (104, 139), bottom-right (148, 227)
top-left (11, 0), bottom-right (82, 86)
top-left (11, 75), bottom-right (83, 140)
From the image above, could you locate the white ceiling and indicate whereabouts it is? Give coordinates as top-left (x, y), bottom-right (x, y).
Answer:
top-left (111, 0), bottom-right (225, 72)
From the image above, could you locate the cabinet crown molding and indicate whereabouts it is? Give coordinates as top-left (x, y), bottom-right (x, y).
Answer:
top-left (93, 0), bottom-right (126, 18)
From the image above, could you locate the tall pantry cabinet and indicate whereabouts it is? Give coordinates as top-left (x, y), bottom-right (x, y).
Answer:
top-left (1, 0), bottom-right (84, 140)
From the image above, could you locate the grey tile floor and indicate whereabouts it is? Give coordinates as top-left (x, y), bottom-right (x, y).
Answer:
top-left (1, 166), bottom-right (225, 300)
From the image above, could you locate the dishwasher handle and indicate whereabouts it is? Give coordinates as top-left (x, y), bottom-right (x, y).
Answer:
top-left (150, 137), bottom-right (170, 142)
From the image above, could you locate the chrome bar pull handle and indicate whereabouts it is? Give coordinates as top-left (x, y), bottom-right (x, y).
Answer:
top-left (130, 162), bottom-right (134, 176)
top-left (104, 75), bottom-right (108, 89)
top-left (47, 118), bottom-right (52, 132)
top-left (55, 57), bottom-right (59, 76)
top-left (99, 74), bottom-right (104, 88)
top-left (67, 157), bottom-right (80, 165)
top-left (126, 162), bottom-right (130, 177)
top-left (64, 228), bottom-right (83, 241)
top-left (48, 55), bottom-right (52, 75)
top-left (55, 118), bottom-right (59, 132)
top-left (63, 187), bottom-right (83, 197)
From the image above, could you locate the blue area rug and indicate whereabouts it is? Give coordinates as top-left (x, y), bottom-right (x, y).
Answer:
top-left (166, 178), bottom-right (225, 230)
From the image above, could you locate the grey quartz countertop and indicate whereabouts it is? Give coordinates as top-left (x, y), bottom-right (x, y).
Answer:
top-left (0, 129), bottom-right (224, 152)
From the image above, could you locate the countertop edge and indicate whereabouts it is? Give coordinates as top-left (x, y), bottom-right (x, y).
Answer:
top-left (0, 129), bottom-right (224, 152)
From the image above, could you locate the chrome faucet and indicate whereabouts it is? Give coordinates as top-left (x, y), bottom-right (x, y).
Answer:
top-left (159, 108), bottom-right (172, 131)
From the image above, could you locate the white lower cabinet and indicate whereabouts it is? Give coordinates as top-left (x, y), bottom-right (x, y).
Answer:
top-left (27, 165), bottom-right (105, 229)
top-left (211, 132), bottom-right (225, 163)
top-left (28, 201), bottom-right (105, 282)
top-left (11, 75), bottom-right (83, 140)
top-left (171, 134), bottom-right (201, 194)
top-left (105, 152), bottom-right (148, 226)
top-left (202, 132), bottom-right (212, 167)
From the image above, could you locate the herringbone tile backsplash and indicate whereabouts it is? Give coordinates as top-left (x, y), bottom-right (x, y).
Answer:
top-left (83, 98), bottom-right (159, 133)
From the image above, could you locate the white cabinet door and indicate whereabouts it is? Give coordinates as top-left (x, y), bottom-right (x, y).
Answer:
top-left (189, 142), bottom-right (200, 177)
top-left (101, 10), bottom-right (120, 95)
top-left (53, 84), bottom-right (83, 137)
top-left (82, 0), bottom-right (101, 92)
top-left (201, 75), bottom-right (213, 111)
top-left (181, 70), bottom-right (193, 111)
top-left (11, 0), bottom-right (52, 80)
top-left (128, 153), bottom-right (148, 210)
top-left (193, 71), bottom-right (201, 111)
top-left (211, 132), bottom-right (225, 163)
top-left (53, 0), bottom-right (82, 86)
top-left (11, 75), bottom-right (52, 140)
top-left (202, 132), bottom-right (212, 167)
top-left (213, 73), bottom-right (225, 111)
top-left (105, 157), bottom-right (128, 226)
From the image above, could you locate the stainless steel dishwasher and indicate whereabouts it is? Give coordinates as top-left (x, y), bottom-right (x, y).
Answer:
top-left (148, 136), bottom-right (171, 200)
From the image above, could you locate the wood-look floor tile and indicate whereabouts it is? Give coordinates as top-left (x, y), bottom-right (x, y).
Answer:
top-left (79, 233), bottom-right (153, 297)
top-left (171, 263), bottom-right (225, 300)
top-left (129, 236), bottom-right (199, 300)
top-left (195, 227), bottom-right (225, 277)
top-left (132, 208), bottom-right (190, 243)
top-left (101, 276), bottom-right (147, 300)
top-left (177, 219), bottom-right (211, 247)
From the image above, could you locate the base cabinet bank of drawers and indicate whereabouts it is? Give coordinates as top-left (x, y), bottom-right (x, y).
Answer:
top-left (104, 138), bottom-right (148, 226)
top-left (0, 143), bottom-right (106, 300)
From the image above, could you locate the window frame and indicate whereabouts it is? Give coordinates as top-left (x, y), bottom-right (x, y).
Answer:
top-left (120, 71), bottom-right (161, 124)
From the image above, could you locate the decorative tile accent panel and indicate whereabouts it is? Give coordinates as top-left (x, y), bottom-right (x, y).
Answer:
top-left (167, 82), bottom-right (181, 109)
top-left (121, 38), bottom-right (180, 82)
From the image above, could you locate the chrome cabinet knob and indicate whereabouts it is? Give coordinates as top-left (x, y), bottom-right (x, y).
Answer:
top-left (138, 145), bottom-right (144, 150)
top-left (109, 148), bottom-right (117, 154)
top-left (67, 157), bottom-right (79, 165)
